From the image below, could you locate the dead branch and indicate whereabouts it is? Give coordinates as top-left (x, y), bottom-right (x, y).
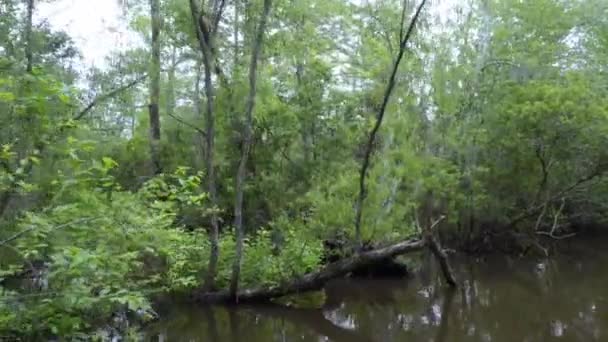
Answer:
top-left (167, 113), bottom-right (206, 137)
top-left (507, 169), bottom-right (604, 229)
top-left (74, 75), bottom-right (147, 120)
top-left (354, 0), bottom-right (429, 249)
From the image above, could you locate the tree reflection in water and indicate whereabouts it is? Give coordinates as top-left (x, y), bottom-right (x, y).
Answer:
top-left (147, 241), bottom-right (608, 342)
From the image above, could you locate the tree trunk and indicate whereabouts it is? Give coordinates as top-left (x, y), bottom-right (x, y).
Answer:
top-left (193, 59), bottom-right (206, 169)
top-left (353, 0), bottom-right (428, 249)
top-left (230, 0), bottom-right (272, 301)
top-left (0, 190), bottom-right (14, 218)
top-left (25, 0), bottom-right (34, 73)
top-left (189, 0), bottom-right (221, 291)
top-left (233, 0), bottom-right (240, 72)
top-left (166, 46), bottom-right (177, 126)
top-left (149, 0), bottom-right (162, 174)
top-left (197, 238), bottom-right (426, 303)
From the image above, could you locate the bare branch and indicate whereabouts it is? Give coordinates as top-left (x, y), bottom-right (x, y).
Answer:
top-left (536, 231), bottom-right (577, 240)
top-left (480, 59), bottom-right (518, 73)
top-left (536, 198), bottom-right (574, 239)
top-left (534, 203), bottom-right (547, 232)
top-left (74, 75), bottom-right (147, 121)
top-left (168, 113), bottom-right (206, 137)
top-left (429, 215), bottom-right (446, 231)
top-left (211, 0), bottom-right (227, 36)
top-left (353, 0), bottom-right (429, 249)
top-left (508, 169), bottom-right (604, 229)
top-left (399, 0), bottom-right (408, 43)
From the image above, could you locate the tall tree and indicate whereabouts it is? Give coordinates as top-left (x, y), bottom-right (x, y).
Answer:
top-left (230, 0), bottom-right (273, 300)
top-left (189, 0), bottom-right (226, 291)
top-left (149, 0), bottom-right (162, 174)
top-left (353, 0), bottom-right (429, 249)
top-left (24, 0), bottom-right (34, 72)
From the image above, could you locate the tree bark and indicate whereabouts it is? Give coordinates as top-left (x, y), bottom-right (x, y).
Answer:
top-left (230, 0), bottom-right (272, 301)
top-left (193, 59), bottom-right (206, 168)
top-left (24, 0), bottom-right (34, 73)
top-left (166, 46), bottom-right (177, 125)
top-left (426, 234), bottom-right (458, 287)
top-left (196, 237), bottom-right (426, 303)
top-left (189, 0), bottom-right (222, 291)
top-left (354, 0), bottom-right (428, 249)
top-left (149, 0), bottom-right (162, 174)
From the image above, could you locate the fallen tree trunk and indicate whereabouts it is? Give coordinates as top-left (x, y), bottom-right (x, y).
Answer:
top-left (195, 236), bottom-right (456, 303)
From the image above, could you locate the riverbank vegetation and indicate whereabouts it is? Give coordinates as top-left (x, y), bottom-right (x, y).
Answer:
top-left (1, 0), bottom-right (607, 338)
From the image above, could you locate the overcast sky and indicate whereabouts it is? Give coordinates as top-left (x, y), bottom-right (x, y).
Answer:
top-left (38, 0), bottom-right (456, 70)
top-left (38, 0), bottom-right (133, 68)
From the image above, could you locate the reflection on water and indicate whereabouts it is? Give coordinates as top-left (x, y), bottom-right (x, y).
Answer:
top-left (146, 240), bottom-right (608, 342)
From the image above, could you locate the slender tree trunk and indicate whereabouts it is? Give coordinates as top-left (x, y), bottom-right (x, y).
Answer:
top-left (193, 59), bottom-right (206, 168)
top-left (24, 0), bottom-right (34, 73)
top-left (201, 29), bottom-right (220, 293)
top-left (295, 62), bottom-right (312, 164)
top-left (233, 0), bottom-right (239, 72)
top-left (230, 0), bottom-right (272, 301)
top-left (353, 0), bottom-right (428, 249)
top-left (189, 0), bottom-right (221, 291)
top-left (149, 0), bottom-right (162, 174)
top-left (166, 46), bottom-right (177, 123)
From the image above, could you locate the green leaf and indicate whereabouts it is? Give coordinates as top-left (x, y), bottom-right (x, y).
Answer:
top-left (101, 157), bottom-right (118, 170)
top-left (0, 92), bottom-right (15, 102)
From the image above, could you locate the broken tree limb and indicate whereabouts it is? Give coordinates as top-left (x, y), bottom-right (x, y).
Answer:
top-left (167, 113), bottom-right (206, 137)
top-left (426, 234), bottom-right (458, 288)
top-left (73, 75), bottom-right (147, 121)
top-left (195, 237), bottom-right (427, 303)
top-left (421, 215), bottom-right (458, 288)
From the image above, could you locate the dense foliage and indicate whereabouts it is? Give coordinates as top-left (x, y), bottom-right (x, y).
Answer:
top-left (1, 0), bottom-right (607, 338)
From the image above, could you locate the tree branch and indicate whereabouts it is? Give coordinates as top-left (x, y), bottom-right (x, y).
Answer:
top-left (74, 75), bottom-right (147, 121)
top-left (353, 0), bottom-right (428, 249)
top-left (507, 169), bottom-right (604, 229)
top-left (0, 217), bottom-right (101, 247)
top-left (211, 0), bottom-right (227, 36)
top-left (167, 113), bottom-right (206, 137)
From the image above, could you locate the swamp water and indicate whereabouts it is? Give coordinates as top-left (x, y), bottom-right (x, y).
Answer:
top-left (145, 239), bottom-right (607, 341)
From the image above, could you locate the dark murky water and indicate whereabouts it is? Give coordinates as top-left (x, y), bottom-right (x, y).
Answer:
top-left (146, 239), bottom-right (608, 341)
